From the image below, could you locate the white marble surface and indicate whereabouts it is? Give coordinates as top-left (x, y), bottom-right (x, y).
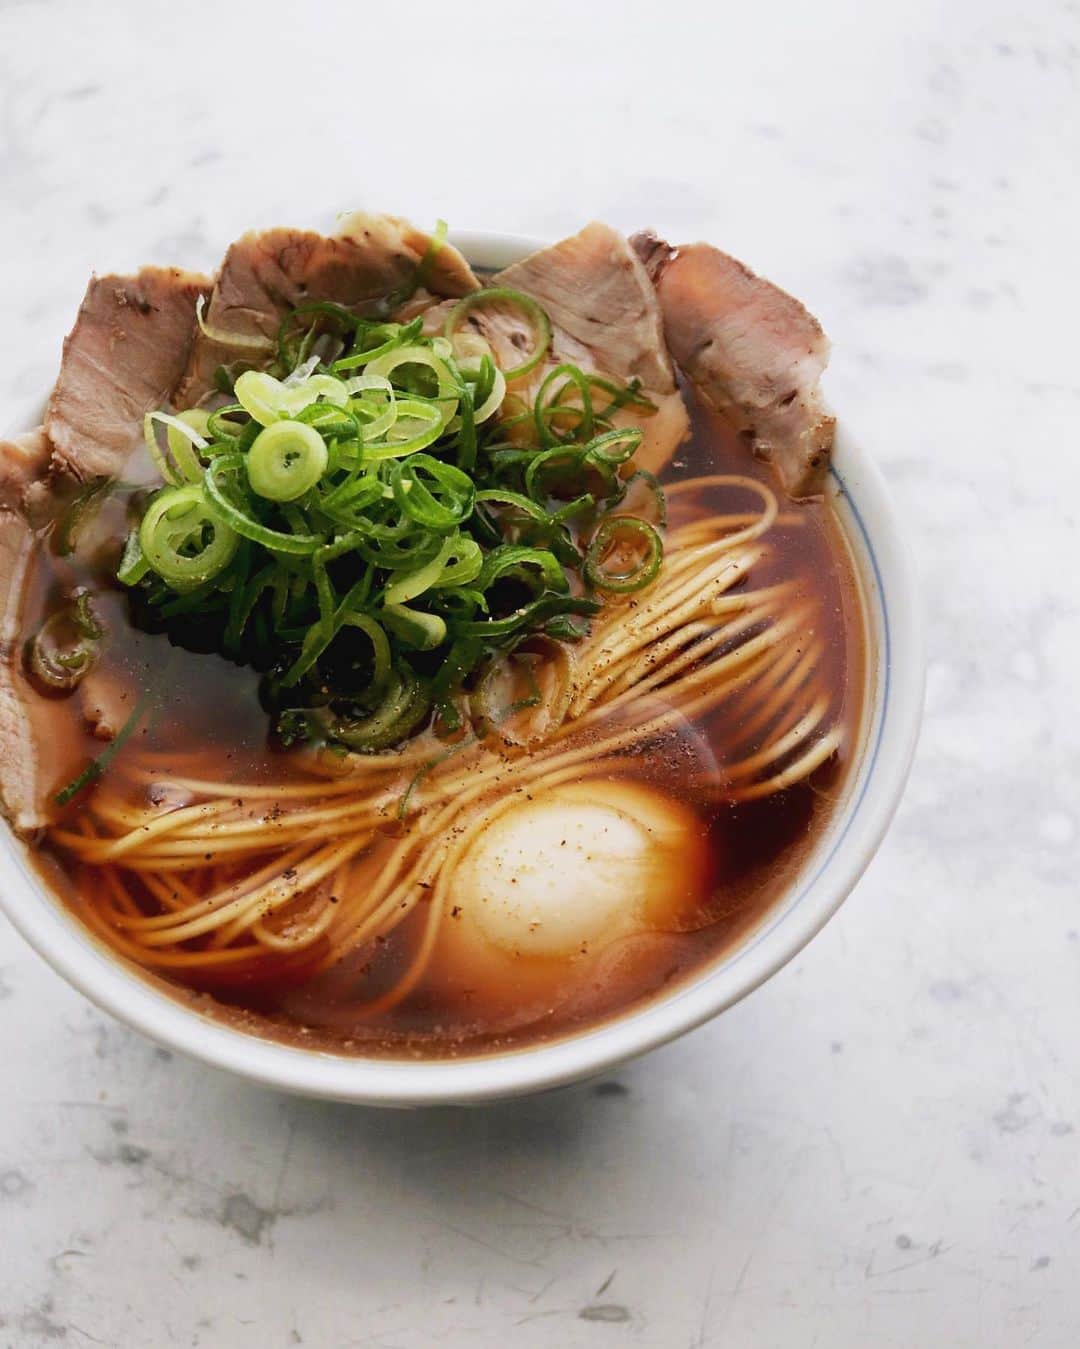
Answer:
top-left (1, 0), bottom-right (1078, 1344)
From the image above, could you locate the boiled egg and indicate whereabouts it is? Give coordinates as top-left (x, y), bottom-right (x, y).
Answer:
top-left (434, 777), bottom-right (709, 1005)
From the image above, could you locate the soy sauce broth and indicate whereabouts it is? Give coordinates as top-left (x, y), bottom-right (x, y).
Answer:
top-left (23, 381), bottom-right (867, 1059)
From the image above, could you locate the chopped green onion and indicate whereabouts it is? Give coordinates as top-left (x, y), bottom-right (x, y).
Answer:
top-left (331, 320), bottom-right (422, 373)
top-left (455, 594), bottom-right (600, 639)
top-left (167, 408), bottom-right (212, 457)
top-left (360, 398), bottom-right (445, 459)
top-left (623, 469), bottom-right (668, 527)
top-left (397, 731), bottom-right (477, 820)
top-left (139, 483), bottom-right (239, 591)
top-left (306, 665), bottom-right (431, 753)
top-left (382, 603), bottom-right (447, 650)
top-left (142, 412), bottom-right (205, 486)
top-left (583, 426), bottom-right (643, 465)
top-left (364, 344), bottom-right (457, 424)
top-left (204, 456), bottom-right (324, 554)
top-left (118, 277), bottom-right (664, 757)
top-left (280, 606), bottom-right (390, 690)
top-left (584, 516), bottom-right (663, 593)
top-left (383, 536), bottom-right (458, 605)
top-left (235, 369), bottom-right (349, 427)
top-left (534, 364), bottom-right (595, 446)
top-left (247, 421), bottom-right (329, 502)
top-left (390, 454), bottom-right (475, 530)
top-left (27, 590), bottom-right (104, 691)
top-left (55, 686), bottom-right (155, 806)
top-left (206, 403), bottom-right (247, 442)
top-left (430, 535), bottom-right (483, 588)
top-left (195, 294), bottom-right (275, 355)
top-left (117, 529), bottom-right (150, 586)
top-left (476, 544), bottom-right (568, 594)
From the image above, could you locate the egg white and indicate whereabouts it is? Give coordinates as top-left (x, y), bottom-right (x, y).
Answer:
top-left (433, 777), bottom-right (709, 1005)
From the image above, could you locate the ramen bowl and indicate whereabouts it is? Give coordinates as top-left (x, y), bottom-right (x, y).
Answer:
top-left (0, 232), bottom-right (923, 1106)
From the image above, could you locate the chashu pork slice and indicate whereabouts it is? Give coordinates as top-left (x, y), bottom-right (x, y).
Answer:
top-left (178, 213), bottom-right (480, 406)
top-left (46, 267), bottom-right (211, 483)
top-left (632, 232), bottom-right (835, 497)
top-left (0, 504), bottom-right (102, 838)
top-left (0, 434), bottom-right (96, 837)
top-left (0, 509), bottom-right (46, 836)
top-left (0, 427), bottom-right (51, 513)
top-left (496, 221), bottom-right (677, 394)
top-left (422, 222), bottom-right (689, 474)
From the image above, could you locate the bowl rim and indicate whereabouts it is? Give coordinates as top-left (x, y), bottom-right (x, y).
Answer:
top-left (0, 229), bottom-right (924, 1105)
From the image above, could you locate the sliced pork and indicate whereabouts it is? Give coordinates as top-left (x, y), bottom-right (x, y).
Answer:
top-left (178, 213), bottom-right (479, 406)
top-left (46, 268), bottom-right (211, 484)
top-left (0, 428), bottom-right (51, 512)
top-left (632, 233), bottom-right (835, 497)
top-left (0, 509), bottom-right (102, 836)
top-left (422, 223), bottom-right (689, 473)
top-left (496, 222), bottom-right (677, 394)
top-left (0, 515), bottom-right (44, 836)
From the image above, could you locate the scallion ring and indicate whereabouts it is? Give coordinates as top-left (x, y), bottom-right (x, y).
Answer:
top-left (205, 404), bottom-right (247, 442)
top-left (234, 371), bottom-right (284, 427)
top-left (430, 535), bottom-right (483, 588)
top-left (281, 608), bottom-right (391, 691)
top-left (584, 516), bottom-right (663, 593)
top-left (235, 369), bottom-right (349, 427)
top-left (27, 591), bottom-right (104, 691)
top-left (142, 411), bottom-right (206, 487)
top-left (383, 536), bottom-right (458, 606)
top-left (443, 287), bottom-right (552, 381)
top-left (331, 319), bottom-right (422, 373)
top-left (363, 344), bottom-right (458, 426)
top-left (139, 483), bottom-right (239, 592)
top-left (313, 665), bottom-right (431, 753)
top-left (361, 399), bottom-right (445, 459)
top-left (476, 544), bottom-right (568, 594)
top-left (347, 518), bottom-right (445, 572)
top-left (246, 421), bottom-right (328, 502)
top-left (455, 594), bottom-right (600, 639)
top-left (534, 364), bottom-right (595, 447)
top-left (623, 469), bottom-right (668, 527)
top-left (204, 455), bottom-right (325, 555)
top-left (583, 426), bottom-right (643, 466)
top-left (390, 454), bottom-right (475, 530)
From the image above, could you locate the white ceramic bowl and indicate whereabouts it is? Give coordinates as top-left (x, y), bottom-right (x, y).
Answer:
top-left (0, 232), bottom-right (923, 1105)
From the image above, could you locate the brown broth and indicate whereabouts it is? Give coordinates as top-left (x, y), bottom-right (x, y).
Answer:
top-left (21, 383), bottom-right (867, 1059)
